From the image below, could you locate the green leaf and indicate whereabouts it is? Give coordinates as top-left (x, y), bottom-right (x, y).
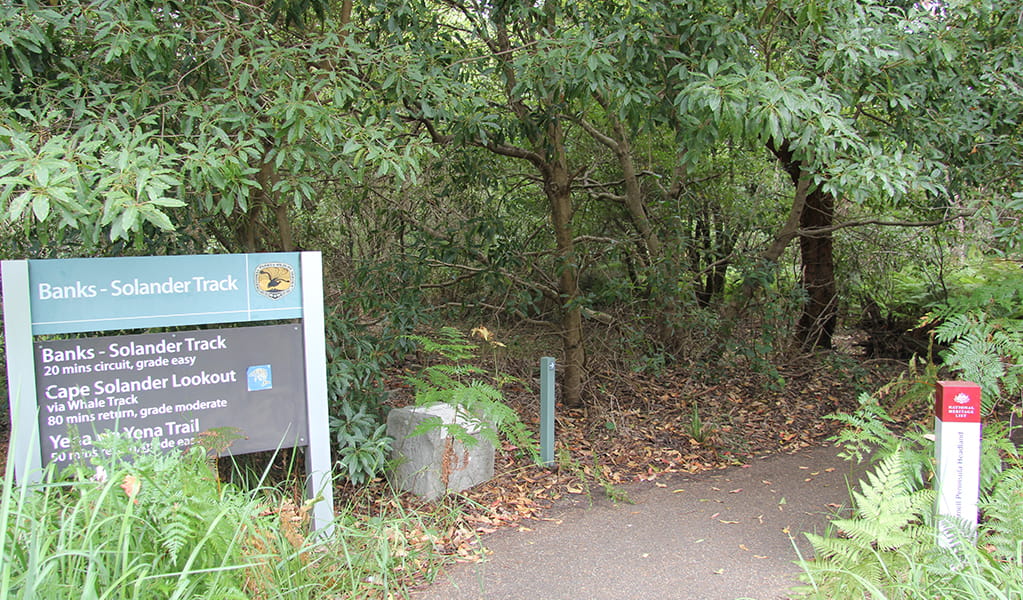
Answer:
top-left (8, 190), bottom-right (32, 219)
top-left (32, 195), bottom-right (50, 221)
top-left (120, 204), bottom-right (139, 233)
top-left (147, 197), bottom-right (186, 208)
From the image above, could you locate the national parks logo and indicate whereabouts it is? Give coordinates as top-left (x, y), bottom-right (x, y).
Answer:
top-left (254, 262), bottom-right (295, 300)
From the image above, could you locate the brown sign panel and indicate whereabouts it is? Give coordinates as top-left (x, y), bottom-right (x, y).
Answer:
top-left (35, 324), bottom-right (308, 468)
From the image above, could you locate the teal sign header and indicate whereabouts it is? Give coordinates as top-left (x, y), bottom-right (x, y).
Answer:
top-left (28, 253), bottom-right (302, 334)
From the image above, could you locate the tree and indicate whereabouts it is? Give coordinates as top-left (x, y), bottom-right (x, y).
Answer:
top-left (358, 0), bottom-right (794, 404)
top-left (6, 0), bottom-right (1019, 406)
top-left (0, 0), bottom-right (422, 252)
top-left (680, 0), bottom-right (1022, 349)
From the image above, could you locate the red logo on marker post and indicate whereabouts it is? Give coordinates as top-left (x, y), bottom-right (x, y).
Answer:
top-left (935, 381), bottom-right (981, 423)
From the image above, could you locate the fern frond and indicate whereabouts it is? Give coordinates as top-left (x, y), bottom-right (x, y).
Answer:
top-left (980, 466), bottom-right (1023, 564)
top-left (403, 328), bottom-right (539, 462)
top-left (799, 449), bottom-right (935, 598)
top-left (934, 312), bottom-right (979, 345)
top-left (828, 393), bottom-right (897, 462)
top-left (933, 307), bottom-right (1023, 410)
top-left (404, 327), bottom-right (477, 362)
top-left (155, 499), bottom-right (200, 563)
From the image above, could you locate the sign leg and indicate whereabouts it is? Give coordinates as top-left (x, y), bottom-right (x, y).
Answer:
top-left (301, 252), bottom-right (334, 533)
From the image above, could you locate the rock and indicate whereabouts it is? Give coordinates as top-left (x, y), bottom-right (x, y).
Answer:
top-left (386, 403), bottom-right (495, 500)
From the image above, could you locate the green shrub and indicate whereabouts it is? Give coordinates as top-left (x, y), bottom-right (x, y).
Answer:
top-left (0, 430), bottom-right (458, 599)
top-left (324, 310), bottom-right (395, 485)
top-left (330, 400), bottom-right (391, 486)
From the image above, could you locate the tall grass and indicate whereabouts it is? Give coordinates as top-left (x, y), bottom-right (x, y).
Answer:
top-left (0, 433), bottom-right (457, 599)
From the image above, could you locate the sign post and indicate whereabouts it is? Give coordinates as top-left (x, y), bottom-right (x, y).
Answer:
top-left (2, 261), bottom-right (38, 480)
top-left (933, 381), bottom-right (982, 549)
top-left (2, 252), bottom-right (334, 531)
top-left (539, 357), bottom-right (555, 467)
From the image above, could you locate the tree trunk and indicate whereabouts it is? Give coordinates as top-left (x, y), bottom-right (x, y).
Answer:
top-left (701, 214), bottom-right (735, 306)
top-left (608, 117), bottom-right (661, 260)
top-left (796, 187), bottom-right (837, 349)
top-left (767, 140), bottom-right (838, 349)
top-left (548, 161), bottom-right (585, 408)
top-left (429, 11), bottom-right (588, 406)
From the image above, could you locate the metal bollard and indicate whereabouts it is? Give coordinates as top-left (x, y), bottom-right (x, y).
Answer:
top-left (540, 356), bottom-right (556, 467)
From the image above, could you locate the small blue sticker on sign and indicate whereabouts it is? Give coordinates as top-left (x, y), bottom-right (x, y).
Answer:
top-left (247, 365), bottom-right (273, 391)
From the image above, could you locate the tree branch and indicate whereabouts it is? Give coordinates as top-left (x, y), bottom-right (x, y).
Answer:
top-left (574, 116), bottom-right (620, 152)
top-left (406, 108), bottom-right (547, 171)
top-left (797, 211), bottom-right (976, 237)
top-left (436, 301), bottom-right (553, 327)
top-left (477, 139), bottom-right (547, 168)
top-left (574, 234), bottom-right (623, 246)
top-left (422, 257), bottom-right (560, 300)
top-left (854, 105), bottom-right (896, 128)
top-left (590, 191), bottom-right (627, 204)
top-left (762, 174), bottom-right (811, 263)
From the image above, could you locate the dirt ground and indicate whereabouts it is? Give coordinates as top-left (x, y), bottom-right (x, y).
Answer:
top-left (430, 354), bottom-right (900, 495)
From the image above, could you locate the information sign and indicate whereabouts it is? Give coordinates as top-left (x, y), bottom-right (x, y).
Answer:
top-left (35, 325), bottom-right (308, 469)
top-left (27, 253), bottom-right (302, 334)
top-left (2, 252), bottom-right (333, 531)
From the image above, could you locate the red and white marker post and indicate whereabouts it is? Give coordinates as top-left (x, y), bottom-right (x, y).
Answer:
top-left (933, 381), bottom-right (982, 548)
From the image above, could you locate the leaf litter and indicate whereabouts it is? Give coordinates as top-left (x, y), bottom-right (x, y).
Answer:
top-left (341, 356), bottom-right (900, 592)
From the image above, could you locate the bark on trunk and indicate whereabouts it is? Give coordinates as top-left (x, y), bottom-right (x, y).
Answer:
top-left (767, 140), bottom-right (838, 349)
top-left (450, 14), bottom-right (586, 406)
top-left (796, 187), bottom-right (837, 349)
top-left (548, 163), bottom-right (585, 408)
top-left (610, 120), bottom-right (661, 260)
top-left (238, 143), bottom-right (295, 253)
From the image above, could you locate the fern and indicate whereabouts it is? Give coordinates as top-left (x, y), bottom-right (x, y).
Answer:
top-left (979, 455), bottom-right (1023, 565)
top-left (802, 407), bottom-right (1023, 599)
top-left (405, 327), bottom-right (477, 363)
top-left (828, 393), bottom-right (898, 463)
top-left (154, 498), bottom-right (198, 564)
top-left (131, 445), bottom-right (242, 569)
top-left (830, 395), bottom-right (938, 505)
top-left (928, 258), bottom-right (1023, 321)
top-left (840, 452), bottom-right (935, 550)
top-left (925, 259), bottom-right (1023, 413)
top-left (934, 311), bottom-right (1021, 405)
top-left (799, 451), bottom-right (936, 598)
top-left (888, 351), bottom-right (943, 415)
top-left (404, 328), bottom-right (538, 461)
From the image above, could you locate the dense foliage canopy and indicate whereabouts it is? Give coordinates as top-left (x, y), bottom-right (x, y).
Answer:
top-left (1, 0), bottom-right (1020, 406)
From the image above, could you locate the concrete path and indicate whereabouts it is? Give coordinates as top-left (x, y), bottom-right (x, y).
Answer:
top-left (412, 443), bottom-right (868, 600)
